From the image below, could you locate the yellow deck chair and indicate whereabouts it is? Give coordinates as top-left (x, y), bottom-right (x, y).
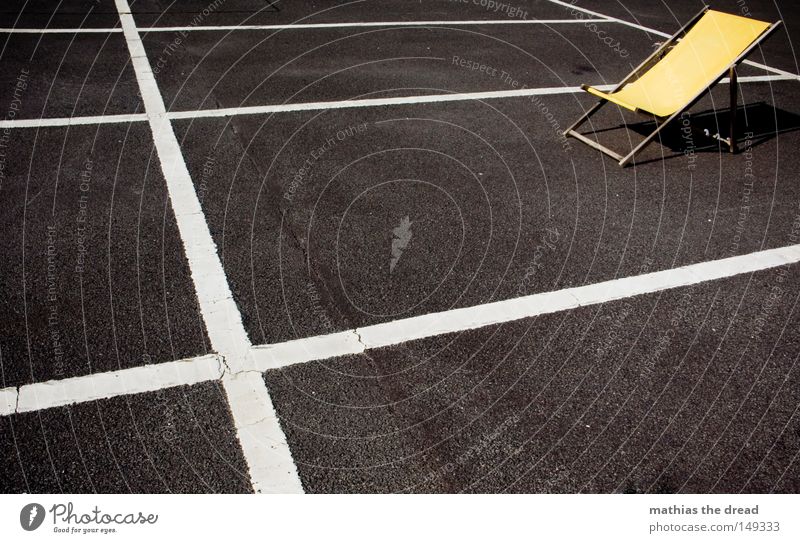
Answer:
top-left (564, 7), bottom-right (782, 166)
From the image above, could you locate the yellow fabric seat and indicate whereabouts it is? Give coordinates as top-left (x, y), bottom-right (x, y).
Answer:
top-left (565, 7), bottom-right (781, 166)
top-left (583, 10), bottom-right (771, 117)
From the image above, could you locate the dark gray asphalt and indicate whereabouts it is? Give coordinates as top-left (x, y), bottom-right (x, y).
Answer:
top-left (1, 0), bottom-right (799, 494)
top-left (265, 263), bottom-right (800, 493)
top-left (131, 0), bottom-right (572, 27)
top-left (0, 1), bottom-right (120, 29)
top-left (574, 0), bottom-right (800, 76)
top-left (0, 32), bottom-right (140, 119)
top-left (0, 124), bottom-right (210, 388)
top-left (145, 22), bottom-right (648, 111)
top-left (1, 381), bottom-right (252, 492)
top-left (174, 78), bottom-right (800, 345)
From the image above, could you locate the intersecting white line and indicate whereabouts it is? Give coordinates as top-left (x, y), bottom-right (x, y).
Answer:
top-left (2, 2), bottom-right (798, 82)
top-left (2, 2), bottom-right (798, 491)
top-left (545, 0), bottom-right (800, 81)
top-left (0, 354), bottom-right (223, 417)
top-left (249, 244), bottom-right (800, 371)
top-left (114, 0), bottom-right (302, 494)
top-left (4, 245), bottom-right (798, 419)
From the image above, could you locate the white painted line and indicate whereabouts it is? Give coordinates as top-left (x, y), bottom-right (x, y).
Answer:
top-left (546, 0), bottom-right (800, 80)
top-left (0, 28), bottom-right (122, 33)
top-left (0, 113), bottom-right (147, 129)
top-left (141, 19), bottom-right (612, 32)
top-left (115, 0), bottom-right (303, 494)
top-left (166, 75), bottom-right (791, 121)
top-left (361, 245), bottom-right (800, 348)
top-left (357, 290), bottom-right (580, 349)
top-left (220, 372), bottom-right (305, 493)
top-left (0, 387), bottom-right (18, 417)
top-left (723, 74), bottom-right (795, 84)
top-left (548, 0), bottom-right (669, 36)
top-left (0, 19), bottom-right (611, 35)
top-left (4, 4), bottom-right (794, 80)
top-left (744, 60), bottom-right (800, 81)
top-left (5, 245), bottom-right (800, 417)
top-left (251, 331), bottom-right (365, 372)
top-left (13, 355), bottom-right (223, 414)
top-left (0, 75), bottom-right (789, 130)
top-left (252, 244), bottom-right (800, 369)
top-left (166, 85), bottom-right (605, 120)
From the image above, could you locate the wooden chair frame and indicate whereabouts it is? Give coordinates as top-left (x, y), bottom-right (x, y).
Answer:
top-left (564, 7), bottom-right (782, 167)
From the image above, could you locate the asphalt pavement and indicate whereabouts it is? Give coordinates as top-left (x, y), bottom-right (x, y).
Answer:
top-left (1, 0), bottom-right (799, 494)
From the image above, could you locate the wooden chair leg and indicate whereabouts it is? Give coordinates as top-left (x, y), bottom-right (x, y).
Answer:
top-left (618, 114), bottom-right (675, 166)
top-left (563, 100), bottom-right (606, 135)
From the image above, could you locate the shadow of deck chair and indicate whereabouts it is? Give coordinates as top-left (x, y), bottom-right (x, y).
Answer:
top-left (564, 7), bottom-right (782, 167)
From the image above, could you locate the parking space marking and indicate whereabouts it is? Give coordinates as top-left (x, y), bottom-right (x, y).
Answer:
top-left (0, 386), bottom-right (17, 417)
top-left (2, 2), bottom-right (799, 494)
top-left (3, 245), bottom-right (799, 427)
top-left (250, 331), bottom-right (366, 372)
top-left (1, 19), bottom-right (612, 35)
top-left (1, 354), bottom-right (223, 416)
top-left (0, 28), bottom-right (123, 33)
top-left (2, 2), bottom-right (798, 83)
top-left (250, 244), bottom-right (800, 371)
top-left (0, 113), bottom-right (147, 128)
top-left (1, 74), bottom-right (791, 130)
top-left (141, 18), bottom-right (612, 32)
top-left (545, 0), bottom-right (800, 81)
top-left (163, 74), bottom-right (793, 120)
top-left (546, 0), bottom-right (681, 38)
top-left (115, 0), bottom-right (303, 494)
top-left (166, 85), bottom-right (614, 119)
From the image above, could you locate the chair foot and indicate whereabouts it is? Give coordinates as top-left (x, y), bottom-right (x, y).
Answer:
top-left (703, 129), bottom-right (737, 152)
top-left (565, 130), bottom-right (625, 162)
